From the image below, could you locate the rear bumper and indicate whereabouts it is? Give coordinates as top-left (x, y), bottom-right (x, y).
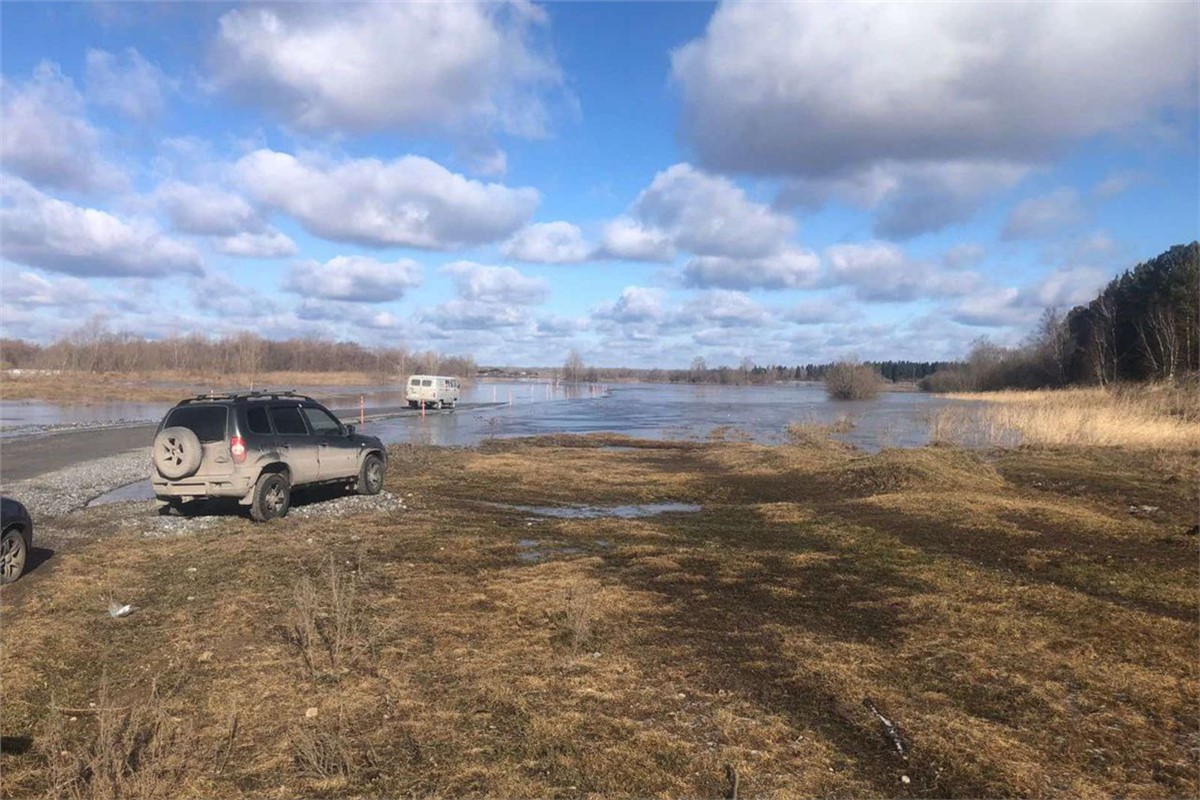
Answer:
top-left (153, 475), bottom-right (254, 501)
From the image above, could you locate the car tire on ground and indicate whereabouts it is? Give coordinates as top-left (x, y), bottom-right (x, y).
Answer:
top-left (153, 426), bottom-right (203, 479)
top-left (0, 527), bottom-right (28, 585)
top-left (249, 472), bottom-right (291, 522)
top-left (358, 453), bottom-right (385, 496)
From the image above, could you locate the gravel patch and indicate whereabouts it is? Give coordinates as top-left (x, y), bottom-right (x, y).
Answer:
top-left (289, 491), bottom-right (407, 518)
top-left (5, 447), bottom-right (150, 517)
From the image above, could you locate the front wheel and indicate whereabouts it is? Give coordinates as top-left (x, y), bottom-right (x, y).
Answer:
top-left (0, 528), bottom-right (28, 584)
top-left (250, 473), bottom-right (291, 522)
top-left (358, 453), bottom-right (385, 496)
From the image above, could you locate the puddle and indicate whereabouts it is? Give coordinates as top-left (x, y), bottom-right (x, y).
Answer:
top-left (88, 480), bottom-right (155, 507)
top-left (515, 538), bottom-right (586, 563)
top-left (504, 502), bottom-right (701, 519)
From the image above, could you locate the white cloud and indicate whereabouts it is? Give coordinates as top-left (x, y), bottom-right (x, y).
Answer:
top-left (596, 217), bottom-right (675, 263)
top-left (441, 261), bottom-right (548, 305)
top-left (780, 159), bottom-right (1029, 239)
top-left (0, 178), bottom-right (202, 277)
top-left (285, 255), bottom-right (422, 302)
top-left (1, 269), bottom-right (95, 307)
top-left (824, 241), bottom-right (980, 302)
top-left (951, 288), bottom-right (1025, 328)
top-left (680, 290), bottom-right (768, 328)
top-left (235, 149), bottom-right (539, 249)
top-left (85, 48), bottom-right (172, 122)
top-left (594, 286), bottom-right (664, 324)
top-left (1002, 188), bottom-right (1087, 240)
top-left (632, 164), bottom-right (793, 259)
top-left (209, 2), bottom-right (563, 138)
top-left (217, 229), bottom-right (297, 258)
top-left (502, 221), bottom-right (589, 264)
top-left (422, 300), bottom-right (527, 330)
top-left (157, 181), bottom-right (262, 236)
top-left (673, 2), bottom-right (1197, 177)
top-left (1020, 265), bottom-right (1109, 309)
top-left (682, 247), bottom-right (819, 290)
top-left (1, 63), bottom-right (124, 192)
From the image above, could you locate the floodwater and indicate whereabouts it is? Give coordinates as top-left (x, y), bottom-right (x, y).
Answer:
top-left (3, 380), bottom-right (971, 450)
top-left (363, 381), bottom-right (965, 450)
top-left (499, 501), bottom-right (702, 519)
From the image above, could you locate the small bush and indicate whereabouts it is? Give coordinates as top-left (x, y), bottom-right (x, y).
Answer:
top-left (824, 361), bottom-right (882, 400)
top-left (285, 557), bottom-right (371, 680)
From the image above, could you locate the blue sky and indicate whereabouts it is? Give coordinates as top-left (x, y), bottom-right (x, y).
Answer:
top-left (2, 1), bottom-right (1197, 368)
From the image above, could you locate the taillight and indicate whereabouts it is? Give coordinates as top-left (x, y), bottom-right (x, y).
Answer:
top-left (230, 435), bottom-right (247, 463)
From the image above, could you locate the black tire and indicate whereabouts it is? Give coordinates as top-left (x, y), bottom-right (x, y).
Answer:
top-left (408, 401), bottom-right (419, 409)
top-left (0, 527), bottom-right (27, 585)
top-left (358, 453), bottom-right (385, 496)
top-left (154, 426), bottom-right (203, 479)
top-left (437, 400), bottom-right (445, 409)
top-left (249, 472), bottom-right (291, 522)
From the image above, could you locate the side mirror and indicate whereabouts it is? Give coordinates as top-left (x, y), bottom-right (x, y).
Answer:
top-left (344, 424), bottom-right (356, 436)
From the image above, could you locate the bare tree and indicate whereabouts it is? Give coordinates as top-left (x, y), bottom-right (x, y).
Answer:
top-left (1137, 304), bottom-right (1180, 380)
top-left (563, 350), bottom-right (585, 384)
top-left (1088, 295), bottom-right (1118, 386)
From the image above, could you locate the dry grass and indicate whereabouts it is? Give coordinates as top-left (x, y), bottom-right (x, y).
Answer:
top-left (937, 383), bottom-right (1200, 450)
top-left (0, 370), bottom-right (389, 403)
top-left (1, 434), bottom-right (1196, 798)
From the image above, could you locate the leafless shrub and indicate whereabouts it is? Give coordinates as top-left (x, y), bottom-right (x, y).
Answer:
top-left (560, 582), bottom-right (598, 650)
top-left (291, 709), bottom-right (358, 779)
top-left (284, 557), bottom-right (371, 679)
top-left (41, 678), bottom-right (192, 800)
top-left (824, 361), bottom-right (883, 401)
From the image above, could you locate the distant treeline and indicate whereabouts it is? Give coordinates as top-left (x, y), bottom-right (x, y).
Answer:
top-left (0, 324), bottom-right (476, 379)
top-left (489, 359), bottom-right (958, 385)
top-left (922, 242), bottom-right (1199, 392)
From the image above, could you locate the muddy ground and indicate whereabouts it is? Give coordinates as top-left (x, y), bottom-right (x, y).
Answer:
top-left (0, 434), bottom-right (1197, 799)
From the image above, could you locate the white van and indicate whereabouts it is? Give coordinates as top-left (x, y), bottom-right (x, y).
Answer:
top-left (405, 375), bottom-right (461, 408)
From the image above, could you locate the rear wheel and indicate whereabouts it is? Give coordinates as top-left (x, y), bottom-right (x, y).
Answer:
top-left (250, 473), bottom-right (290, 522)
top-left (153, 426), bottom-right (203, 479)
top-left (0, 528), bottom-right (28, 584)
top-left (358, 453), bottom-right (385, 496)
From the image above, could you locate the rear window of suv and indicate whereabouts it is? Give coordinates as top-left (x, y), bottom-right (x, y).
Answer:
top-left (164, 406), bottom-right (228, 443)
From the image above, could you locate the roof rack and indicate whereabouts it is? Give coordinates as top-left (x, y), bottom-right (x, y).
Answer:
top-left (177, 389), bottom-right (317, 405)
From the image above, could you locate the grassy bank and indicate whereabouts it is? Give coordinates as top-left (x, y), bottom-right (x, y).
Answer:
top-left (1, 436), bottom-right (1197, 798)
top-left (935, 383), bottom-right (1200, 450)
top-left (0, 371), bottom-right (393, 404)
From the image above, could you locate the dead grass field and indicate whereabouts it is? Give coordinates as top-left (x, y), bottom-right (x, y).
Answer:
top-left (0, 371), bottom-right (389, 403)
top-left (1, 435), bottom-right (1197, 798)
top-left (938, 383), bottom-right (1200, 450)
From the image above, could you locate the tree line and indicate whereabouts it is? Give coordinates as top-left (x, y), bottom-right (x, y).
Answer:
top-left (1, 322), bottom-right (476, 379)
top-left (921, 242), bottom-right (1199, 392)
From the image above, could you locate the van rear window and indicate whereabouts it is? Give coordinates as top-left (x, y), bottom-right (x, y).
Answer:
top-left (165, 406), bottom-right (227, 443)
top-left (421, 379), bottom-right (432, 386)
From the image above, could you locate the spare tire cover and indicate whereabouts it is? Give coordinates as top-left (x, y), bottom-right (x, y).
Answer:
top-left (154, 426), bottom-right (203, 479)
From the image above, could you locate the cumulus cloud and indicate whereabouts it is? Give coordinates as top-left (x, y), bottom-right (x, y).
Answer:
top-left (502, 221), bottom-right (589, 264)
top-left (235, 149), bottom-right (539, 249)
top-left (1, 63), bottom-right (124, 192)
top-left (596, 217), bottom-right (675, 263)
top-left (217, 229), bottom-right (297, 258)
top-left (632, 164), bottom-right (793, 259)
top-left (1019, 265), bottom-right (1109, 308)
top-left (673, 2), bottom-right (1197, 177)
top-left (421, 300), bottom-right (527, 330)
top-left (1, 269), bottom-right (95, 307)
top-left (594, 286), bottom-right (665, 324)
top-left (780, 159), bottom-right (1029, 240)
top-left (156, 181), bottom-right (263, 236)
top-left (682, 247), bottom-right (819, 290)
top-left (1002, 188), bottom-right (1087, 240)
top-left (824, 241), bottom-right (980, 303)
top-left (1, 178), bottom-right (202, 277)
top-left (85, 48), bottom-right (172, 122)
top-left (680, 290), bottom-right (768, 328)
top-left (209, 2), bottom-right (563, 138)
top-left (441, 261), bottom-right (548, 305)
top-left (285, 256), bottom-right (422, 302)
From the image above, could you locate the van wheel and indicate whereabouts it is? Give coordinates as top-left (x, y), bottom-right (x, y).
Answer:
top-left (437, 400), bottom-right (445, 409)
top-left (358, 454), bottom-right (385, 496)
top-left (0, 528), bottom-right (27, 584)
top-left (250, 473), bottom-right (290, 522)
